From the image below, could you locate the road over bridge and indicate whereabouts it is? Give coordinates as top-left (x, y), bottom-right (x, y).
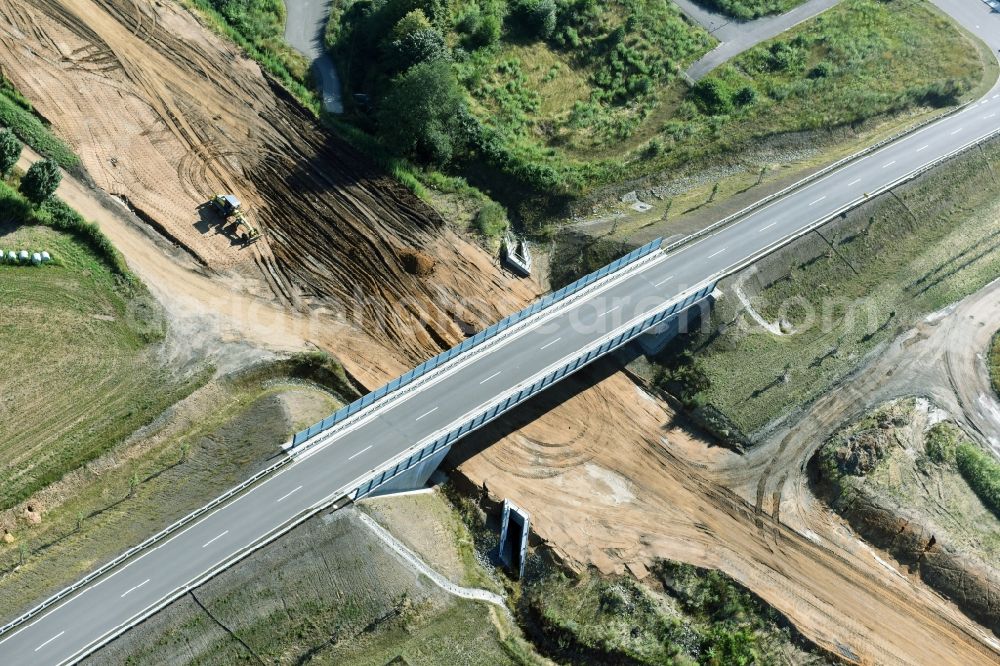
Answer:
top-left (2, 2), bottom-right (999, 662)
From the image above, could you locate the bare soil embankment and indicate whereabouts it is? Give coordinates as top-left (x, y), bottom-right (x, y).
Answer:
top-left (0, 0), bottom-right (540, 381)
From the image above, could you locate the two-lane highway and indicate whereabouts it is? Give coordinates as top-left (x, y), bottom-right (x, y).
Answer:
top-left (3, 1), bottom-right (1000, 662)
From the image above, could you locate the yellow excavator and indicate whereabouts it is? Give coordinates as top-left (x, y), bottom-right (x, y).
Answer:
top-left (211, 194), bottom-right (261, 245)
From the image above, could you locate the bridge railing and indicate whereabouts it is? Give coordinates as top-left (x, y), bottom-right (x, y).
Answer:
top-left (290, 237), bottom-right (664, 447)
top-left (352, 281), bottom-right (717, 498)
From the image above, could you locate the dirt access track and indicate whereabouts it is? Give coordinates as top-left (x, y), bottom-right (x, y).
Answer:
top-left (0, 0), bottom-right (539, 381)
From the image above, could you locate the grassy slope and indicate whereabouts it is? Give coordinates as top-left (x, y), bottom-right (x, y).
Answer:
top-left (990, 331), bottom-right (1000, 397)
top-left (566, 0), bottom-right (986, 191)
top-left (0, 77), bottom-right (77, 169)
top-left (84, 504), bottom-right (536, 665)
top-left (0, 379), bottom-right (342, 622)
top-left (0, 210), bottom-right (203, 511)
top-left (524, 564), bottom-right (826, 665)
top-left (666, 134), bottom-right (1000, 440)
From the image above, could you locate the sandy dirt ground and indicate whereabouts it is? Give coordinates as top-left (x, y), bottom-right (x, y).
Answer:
top-left (0, 0), bottom-right (541, 385)
top-left (5, 0), bottom-right (1000, 663)
top-left (452, 354), bottom-right (1000, 664)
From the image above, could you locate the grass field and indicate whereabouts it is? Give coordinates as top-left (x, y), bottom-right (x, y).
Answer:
top-left (0, 373), bottom-right (344, 622)
top-left (659, 133), bottom-right (1000, 442)
top-left (85, 504), bottom-right (536, 665)
top-left (0, 211), bottom-right (205, 512)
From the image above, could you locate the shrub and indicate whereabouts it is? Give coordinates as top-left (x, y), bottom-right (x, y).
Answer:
top-left (391, 8), bottom-right (432, 40)
top-left (733, 85), bottom-right (757, 107)
top-left (925, 422), bottom-right (960, 464)
top-left (809, 61), bottom-right (834, 79)
top-left (473, 201), bottom-right (508, 237)
top-left (20, 159), bottom-right (61, 203)
top-left (691, 78), bottom-right (733, 116)
top-left (0, 127), bottom-right (21, 177)
top-left (956, 443), bottom-right (1000, 519)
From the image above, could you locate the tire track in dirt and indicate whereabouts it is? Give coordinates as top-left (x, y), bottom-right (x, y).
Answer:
top-left (0, 0), bottom-right (541, 376)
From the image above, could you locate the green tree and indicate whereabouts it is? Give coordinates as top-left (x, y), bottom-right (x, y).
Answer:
top-left (377, 59), bottom-right (470, 164)
top-left (20, 159), bottom-right (61, 203)
top-left (0, 128), bottom-right (21, 177)
top-left (391, 8), bottom-right (431, 40)
top-left (512, 0), bottom-right (556, 40)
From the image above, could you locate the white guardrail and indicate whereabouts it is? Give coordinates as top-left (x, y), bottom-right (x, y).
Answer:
top-left (4, 97), bottom-right (1000, 656)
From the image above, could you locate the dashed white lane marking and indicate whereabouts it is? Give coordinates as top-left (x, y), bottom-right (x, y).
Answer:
top-left (882, 160), bottom-right (897, 168)
top-left (120, 579), bottom-right (149, 598)
top-left (479, 371), bottom-right (501, 384)
top-left (414, 406), bottom-right (438, 421)
top-left (707, 248), bottom-right (726, 259)
top-left (916, 145), bottom-right (929, 152)
top-left (202, 530), bottom-right (229, 549)
top-left (654, 274), bottom-right (674, 287)
top-left (950, 127), bottom-right (963, 135)
top-left (986, 113), bottom-right (997, 119)
top-left (276, 485), bottom-right (303, 503)
top-left (539, 337), bottom-right (562, 350)
top-left (599, 305), bottom-right (619, 317)
top-left (758, 222), bottom-right (776, 232)
top-left (847, 178), bottom-right (861, 186)
top-left (348, 445), bottom-right (373, 460)
top-left (35, 631), bottom-right (65, 652)
top-left (808, 195), bottom-right (827, 206)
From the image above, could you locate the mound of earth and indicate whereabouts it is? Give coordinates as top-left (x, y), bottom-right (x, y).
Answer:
top-left (812, 399), bottom-right (1000, 636)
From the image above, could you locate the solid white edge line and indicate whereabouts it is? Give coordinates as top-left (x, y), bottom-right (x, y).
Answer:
top-left (12, 86), bottom-right (1000, 666)
top-left (348, 445), bottom-right (373, 460)
top-left (201, 531), bottom-right (229, 549)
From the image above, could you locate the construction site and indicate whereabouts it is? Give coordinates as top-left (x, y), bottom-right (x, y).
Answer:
top-left (2, 0), bottom-right (1000, 663)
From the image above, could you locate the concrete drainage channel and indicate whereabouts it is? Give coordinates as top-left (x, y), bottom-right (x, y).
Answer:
top-left (355, 511), bottom-right (509, 612)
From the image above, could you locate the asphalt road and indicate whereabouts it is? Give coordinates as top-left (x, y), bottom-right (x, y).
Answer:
top-left (284, 0), bottom-right (343, 113)
top-left (675, 0), bottom-right (844, 81)
top-left (2, 3), bottom-right (999, 663)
